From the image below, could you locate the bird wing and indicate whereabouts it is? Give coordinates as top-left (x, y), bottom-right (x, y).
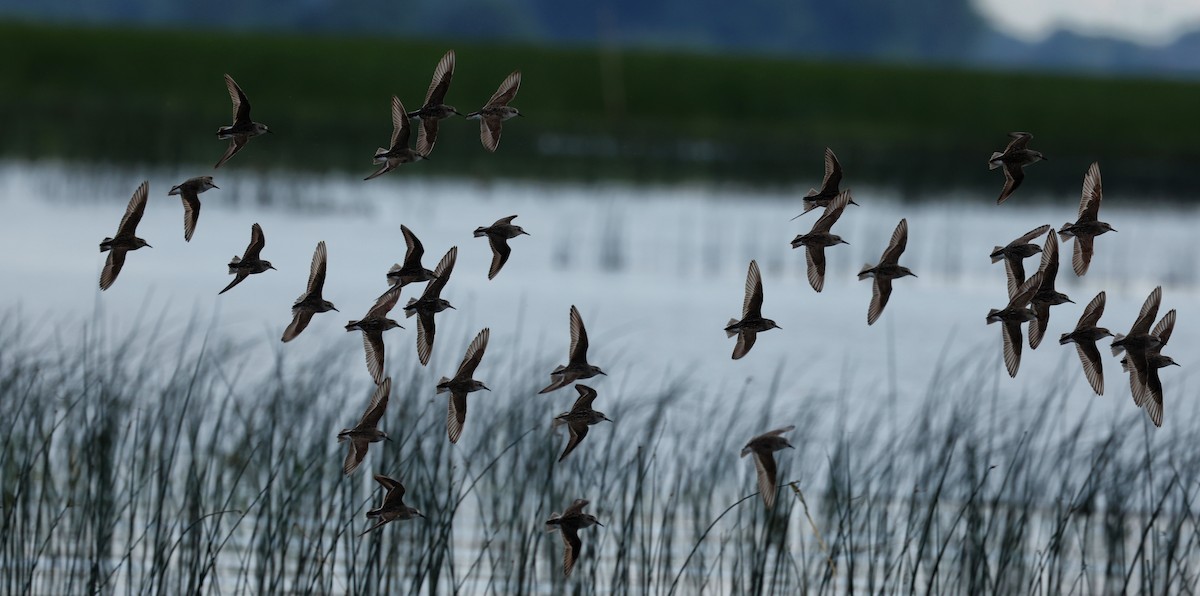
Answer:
top-left (743, 260), bottom-right (764, 319)
top-left (362, 330), bottom-right (387, 385)
top-left (805, 246), bottom-right (826, 293)
top-left (753, 450), bottom-right (779, 509)
top-left (281, 307), bottom-right (314, 342)
top-left (390, 96), bottom-right (411, 150)
top-left (116, 181), bottom-right (150, 239)
top-left (1079, 162), bottom-right (1103, 221)
top-left (425, 49), bottom-right (455, 106)
top-left (1151, 309), bottom-right (1176, 347)
top-left (568, 305), bottom-right (590, 366)
top-left (1144, 369), bottom-right (1164, 427)
top-left (880, 218), bottom-right (909, 266)
top-left (357, 377), bottom-right (392, 429)
top-left (416, 311), bottom-right (436, 366)
top-left (486, 234), bottom-right (511, 280)
top-left (1003, 257), bottom-right (1025, 300)
top-left (416, 117), bottom-right (439, 156)
top-left (1075, 341), bottom-right (1104, 396)
top-left (867, 276), bottom-right (892, 326)
top-left (1130, 286), bottom-right (1163, 337)
top-left (374, 474), bottom-right (402, 493)
top-left (214, 135), bottom-right (250, 169)
top-left (446, 390), bottom-right (467, 443)
top-left (1004, 131), bottom-right (1032, 152)
top-left (181, 192), bottom-right (201, 242)
top-left (1071, 235), bottom-right (1093, 277)
top-left (423, 246), bottom-right (457, 299)
top-left (218, 271), bottom-right (249, 295)
top-left (480, 116), bottom-right (504, 152)
top-left (486, 71), bottom-right (522, 107)
top-left (307, 241), bottom-right (328, 296)
top-left (1029, 302), bottom-right (1050, 350)
top-left (562, 498), bottom-right (589, 517)
top-left (1035, 231), bottom-right (1060, 290)
top-left (242, 223), bottom-right (266, 261)
top-left (732, 329), bottom-right (757, 360)
top-left (561, 527), bottom-right (582, 577)
top-left (810, 190), bottom-right (852, 234)
top-left (1011, 223), bottom-right (1052, 247)
top-left (99, 248), bottom-right (127, 291)
top-left (367, 284), bottom-right (403, 319)
top-left (454, 327), bottom-right (490, 380)
top-left (493, 214), bottom-right (519, 226)
top-left (997, 162), bottom-right (1024, 204)
top-left (1009, 270), bottom-right (1043, 307)
top-left (342, 439), bottom-right (368, 475)
top-left (1001, 321), bottom-right (1023, 378)
top-left (558, 421), bottom-right (589, 462)
top-left (401, 224), bottom-right (426, 268)
top-left (1076, 291), bottom-right (1106, 329)
top-left (224, 74), bottom-right (252, 125)
top-left (570, 384), bottom-right (598, 411)
top-left (819, 147), bottom-right (842, 193)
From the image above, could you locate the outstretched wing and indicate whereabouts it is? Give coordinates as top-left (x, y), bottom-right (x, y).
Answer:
top-left (818, 147), bottom-right (842, 193)
top-left (1004, 132), bottom-right (1032, 153)
top-left (570, 384), bottom-right (598, 411)
top-left (116, 181), bottom-right (150, 239)
top-left (425, 50), bottom-right (455, 106)
top-left (307, 241), bottom-right (328, 296)
top-left (357, 377), bottom-right (392, 429)
top-left (367, 285), bottom-right (403, 319)
top-left (454, 327), bottom-right (490, 380)
top-left (1079, 162), bottom-right (1103, 221)
top-left (242, 223), bottom-right (266, 261)
top-left (880, 218), bottom-right (908, 266)
top-left (743, 260), bottom-right (764, 318)
top-left (568, 305), bottom-right (590, 365)
top-left (422, 246), bottom-right (457, 299)
top-left (224, 74), bottom-right (251, 124)
top-left (486, 71), bottom-right (522, 107)
top-left (390, 96), bottom-right (411, 150)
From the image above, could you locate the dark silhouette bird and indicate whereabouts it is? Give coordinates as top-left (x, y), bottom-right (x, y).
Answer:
top-left (552, 384), bottom-right (611, 462)
top-left (407, 50), bottom-right (462, 156)
top-left (168, 176), bottom-right (218, 242)
top-left (403, 246), bottom-right (457, 365)
top-left (282, 241), bottom-right (337, 342)
top-left (337, 377), bottom-right (391, 475)
top-left (467, 71), bottom-right (522, 152)
top-left (99, 181), bottom-right (151, 291)
top-left (214, 74), bottom-right (270, 169)
top-left (725, 260), bottom-right (781, 359)
top-left (741, 425), bottom-right (795, 509)
top-left (386, 225), bottom-right (438, 288)
top-left (365, 96), bottom-right (427, 180)
top-left (1059, 291), bottom-right (1112, 396)
top-left (1111, 286), bottom-right (1164, 410)
top-left (544, 499), bottom-right (602, 577)
top-left (986, 271), bottom-right (1044, 378)
top-left (989, 132), bottom-right (1047, 204)
top-left (346, 285), bottom-right (404, 385)
top-left (436, 328), bottom-right (490, 444)
top-left (539, 305), bottom-right (606, 393)
top-left (361, 474), bottom-right (423, 535)
top-left (1027, 231), bottom-right (1073, 350)
top-left (792, 148), bottom-right (858, 219)
top-left (474, 215), bottom-right (529, 279)
top-left (219, 223), bottom-right (274, 295)
top-left (1121, 309), bottom-right (1177, 427)
top-left (790, 190), bottom-right (852, 292)
top-left (1059, 162), bottom-right (1116, 277)
top-left (990, 224), bottom-right (1051, 297)
top-left (858, 218), bottom-right (916, 326)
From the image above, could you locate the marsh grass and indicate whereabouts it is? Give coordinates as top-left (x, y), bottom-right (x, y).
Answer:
top-left (2, 314), bottom-right (1199, 594)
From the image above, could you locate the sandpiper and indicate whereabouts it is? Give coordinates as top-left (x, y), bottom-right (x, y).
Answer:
top-left (741, 425), bottom-right (795, 509)
top-left (403, 246), bottom-right (457, 366)
top-left (990, 224), bottom-right (1051, 298)
top-left (1121, 309), bottom-right (1177, 427)
top-left (544, 499), bottom-right (603, 577)
top-left (346, 285), bottom-right (405, 385)
top-left (436, 328), bottom-right (491, 444)
top-left (539, 305), bottom-right (606, 393)
top-left (725, 260), bottom-right (780, 360)
top-left (407, 50), bottom-right (462, 156)
top-left (1058, 162), bottom-right (1116, 276)
top-left (986, 270), bottom-right (1044, 378)
top-left (1059, 291), bottom-right (1112, 396)
top-left (337, 377), bottom-right (391, 475)
top-left (858, 218), bottom-right (916, 326)
top-left (790, 190), bottom-right (852, 292)
top-left (474, 215), bottom-right (529, 279)
top-left (99, 181), bottom-right (151, 291)
top-left (792, 148), bottom-right (858, 219)
top-left (214, 74), bottom-right (270, 169)
top-left (552, 384), bottom-right (611, 462)
top-left (282, 241), bottom-right (338, 342)
top-left (386, 225), bottom-right (438, 288)
top-left (989, 132), bottom-right (1046, 204)
top-left (1027, 232), bottom-right (1073, 349)
top-left (218, 223), bottom-right (275, 295)
top-left (365, 96), bottom-right (427, 180)
top-left (361, 474), bottom-right (424, 535)
top-left (1111, 286), bottom-right (1164, 409)
top-left (168, 176), bottom-right (218, 242)
top-left (467, 71), bottom-right (522, 152)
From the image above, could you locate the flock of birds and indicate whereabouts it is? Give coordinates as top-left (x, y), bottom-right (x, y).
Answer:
top-left (91, 49), bottom-right (1183, 577)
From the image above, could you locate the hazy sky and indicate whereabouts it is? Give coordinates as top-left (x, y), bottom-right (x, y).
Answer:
top-left (977, 0), bottom-right (1200, 45)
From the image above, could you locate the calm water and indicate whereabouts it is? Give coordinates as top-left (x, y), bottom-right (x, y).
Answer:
top-left (1, 159), bottom-right (1196, 428)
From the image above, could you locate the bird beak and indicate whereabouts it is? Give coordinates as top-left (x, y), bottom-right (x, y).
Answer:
top-left (212, 184), bottom-right (220, 189)
top-left (269, 265), bottom-right (278, 270)
top-left (453, 109), bottom-right (464, 116)
top-left (599, 371), bottom-right (608, 376)
top-left (595, 521), bottom-right (604, 527)
top-left (482, 385), bottom-right (492, 391)
top-left (384, 435), bottom-right (393, 442)
top-left (517, 113), bottom-right (525, 117)
top-left (145, 243), bottom-right (153, 248)
top-left (1170, 361), bottom-right (1181, 367)
top-left (332, 307), bottom-right (340, 312)
top-left (521, 231), bottom-right (531, 236)
top-left (910, 273), bottom-right (919, 278)
top-left (448, 305), bottom-right (457, 310)
top-left (1067, 298), bottom-right (1076, 304)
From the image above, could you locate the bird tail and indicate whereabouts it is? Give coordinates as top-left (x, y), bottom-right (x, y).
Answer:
top-left (1058, 333), bottom-right (1072, 346)
top-left (436, 377), bottom-right (451, 393)
top-left (544, 515), bottom-right (561, 533)
top-left (228, 256), bottom-right (241, 273)
top-left (986, 308), bottom-right (1001, 323)
top-left (988, 152), bottom-right (1003, 170)
top-left (990, 248), bottom-right (1004, 263)
top-left (373, 148), bottom-right (389, 164)
top-left (100, 237), bottom-right (113, 252)
top-left (404, 298), bottom-right (417, 318)
top-left (336, 431), bottom-right (349, 443)
top-left (1057, 225), bottom-right (1074, 241)
top-left (857, 264), bottom-right (875, 280)
top-left (168, 185), bottom-right (182, 196)
top-left (725, 319), bottom-right (739, 338)
top-left (1120, 356), bottom-right (1132, 373)
top-left (740, 446), bottom-right (752, 457)
top-left (1110, 334), bottom-right (1126, 356)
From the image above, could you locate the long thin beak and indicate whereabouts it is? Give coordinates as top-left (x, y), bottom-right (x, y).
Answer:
top-left (384, 435), bottom-right (393, 442)
top-left (482, 385), bottom-right (492, 391)
top-left (145, 243), bottom-right (153, 248)
top-left (331, 307), bottom-right (340, 312)
top-left (212, 184), bottom-right (220, 189)
top-left (516, 113), bottom-right (525, 117)
top-left (521, 231), bottom-right (531, 236)
top-left (595, 521), bottom-right (604, 527)
top-left (453, 109), bottom-right (464, 116)
top-left (599, 371), bottom-right (608, 376)
top-left (269, 265), bottom-right (278, 270)
top-left (448, 305), bottom-right (457, 310)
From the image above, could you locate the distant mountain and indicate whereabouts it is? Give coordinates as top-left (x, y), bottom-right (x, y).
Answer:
top-left (2, 0), bottom-right (1198, 76)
